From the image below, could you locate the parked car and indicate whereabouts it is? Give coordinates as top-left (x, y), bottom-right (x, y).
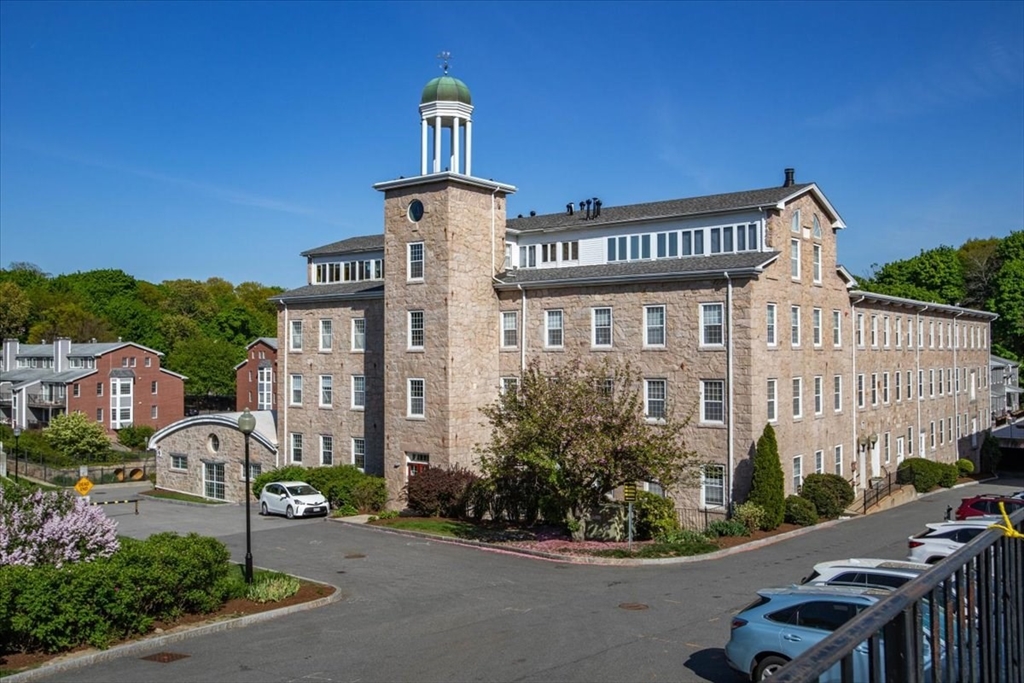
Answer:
top-left (907, 520), bottom-right (994, 563)
top-left (801, 558), bottom-right (932, 590)
top-left (725, 584), bottom-right (895, 682)
top-left (258, 481), bottom-right (330, 519)
top-left (954, 494), bottom-right (1024, 520)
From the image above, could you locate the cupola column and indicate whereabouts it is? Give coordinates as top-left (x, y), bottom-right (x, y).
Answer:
top-left (433, 115), bottom-right (442, 173)
top-left (452, 116), bottom-right (460, 174)
top-left (421, 119), bottom-right (429, 175)
top-left (465, 119), bottom-right (472, 176)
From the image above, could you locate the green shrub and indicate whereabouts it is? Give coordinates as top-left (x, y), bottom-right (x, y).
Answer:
top-left (116, 425), bottom-right (156, 451)
top-left (350, 477), bottom-right (387, 513)
top-left (956, 458), bottom-right (975, 476)
top-left (633, 491), bottom-right (679, 540)
top-left (252, 465), bottom-right (308, 499)
top-left (733, 501), bottom-right (766, 534)
top-left (897, 458), bottom-right (944, 493)
top-left (748, 424), bottom-right (785, 530)
top-left (331, 503), bottom-right (359, 517)
top-left (304, 466), bottom-right (387, 513)
top-left (404, 466), bottom-right (479, 518)
top-left (246, 574), bottom-right (300, 603)
top-left (799, 473), bottom-right (854, 519)
top-left (706, 519), bottom-right (749, 537)
top-left (938, 463), bottom-right (958, 488)
top-left (785, 495), bottom-right (818, 526)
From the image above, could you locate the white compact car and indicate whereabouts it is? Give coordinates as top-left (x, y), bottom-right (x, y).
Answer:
top-left (907, 520), bottom-right (994, 564)
top-left (259, 481), bottom-right (330, 519)
top-left (801, 558), bottom-right (932, 590)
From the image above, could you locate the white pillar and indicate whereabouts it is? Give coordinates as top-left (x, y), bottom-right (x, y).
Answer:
top-left (433, 115), bottom-right (442, 173)
top-left (452, 116), bottom-right (460, 174)
top-left (421, 119), bottom-right (428, 175)
top-left (465, 119), bottom-right (473, 176)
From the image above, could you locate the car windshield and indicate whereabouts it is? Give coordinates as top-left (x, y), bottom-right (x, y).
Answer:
top-left (287, 485), bottom-right (317, 496)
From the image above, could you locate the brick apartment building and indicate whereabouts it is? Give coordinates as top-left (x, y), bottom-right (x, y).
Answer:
top-left (0, 338), bottom-right (187, 436)
top-left (235, 337), bottom-right (278, 412)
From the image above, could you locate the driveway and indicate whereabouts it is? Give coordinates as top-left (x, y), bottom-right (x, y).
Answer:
top-left (31, 477), bottom-right (1023, 683)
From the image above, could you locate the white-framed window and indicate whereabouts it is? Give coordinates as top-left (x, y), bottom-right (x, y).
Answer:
top-left (545, 310), bottom-right (564, 348)
top-left (907, 370), bottom-right (913, 400)
top-left (351, 375), bottom-right (365, 409)
top-left (151, 405), bottom-right (158, 419)
top-left (815, 450), bottom-right (824, 474)
top-left (812, 214), bottom-right (822, 238)
top-left (562, 240), bottom-right (579, 262)
top-left (171, 454), bottom-right (188, 471)
top-left (701, 303), bottom-right (724, 346)
top-left (319, 319), bottom-right (333, 351)
top-left (352, 318), bottom-right (366, 351)
top-left (592, 307), bottom-right (613, 348)
top-left (929, 369), bottom-right (935, 397)
top-left (767, 378), bottom-right (777, 422)
top-left (73, 383), bottom-right (81, 397)
top-left (895, 371), bottom-right (902, 402)
top-left (871, 315), bottom-right (878, 347)
top-left (766, 304), bottom-right (777, 346)
top-left (501, 376), bottom-right (519, 395)
top-left (938, 368), bottom-right (944, 395)
top-left (792, 208), bottom-right (801, 233)
top-left (790, 239), bottom-right (801, 279)
top-left (408, 378), bottom-right (425, 417)
top-left (352, 438), bottom-right (366, 471)
top-left (918, 370), bottom-right (924, 400)
top-left (884, 432), bottom-right (891, 463)
top-left (258, 367), bottom-right (273, 410)
top-left (204, 462), bottom-right (226, 501)
top-left (856, 314), bottom-right (864, 347)
top-left (645, 379), bottom-right (666, 420)
top-left (929, 320), bottom-right (935, 348)
top-left (701, 464), bottom-right (725, 508)
top-left (896, 317), bottom-right (902, 348)
top-left (834, 445), bottom-right (843, 475)
top-left (290, 433), bottom-right (303, 462)
top-left (145, 357), bottom-right (151, 367)
top-left (938, 321), bottom-right (944, 349)
top-left (407, 242), bottom-right (424, 281)
top-left (792, 455), bottom-right (803, 492)
top-left (644, 305), bottom-right (665, 347)
top-left (290, 320), bottom-right (303, 351)
top-left (290, 374), bottom-right (303, 405)
top-left (857, 374), bottom-right (865, 409)
top-left (790, 305), bottom-right (801, 347)
top-left (908, 427), bottom-right (914, 456)
top-left (930, 421), bottom-right (936, 449)
top-left (871, 372), bottom-right (878, 406)
top-left (833, 375), bottom-right (842, 412)
top-left (408, 310), bottom-right (425, 350)
top-left (320, 435), bottom-right (333, 466)
top-left (918, 318), bottom-right (924, 348)
top-left (814, 376), bottom-right (823, 415)
top-left (501, 311), bottom-right (518, 348)
top-left (701, 380), bottom-right (725, 423)
top-left (319, 375), bottom-right (333, 407)
top-left (111, 378), bottom-right (133, 429)
top-left (883, 316), bottom-right (890, 347)
top-left (833, 310), bottom-right (842, 347)
top-left (812, 244), bottom-right (822, 283)
top-left (812, 308), bottom-right (822, 347)
top-left (792, 377), bottom-right (803, 419)
top-left (882, 372), bottom-right (890, 404)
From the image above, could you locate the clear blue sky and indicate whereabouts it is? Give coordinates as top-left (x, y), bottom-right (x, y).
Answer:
top-left (1, 1), bottom-right (1021, 290)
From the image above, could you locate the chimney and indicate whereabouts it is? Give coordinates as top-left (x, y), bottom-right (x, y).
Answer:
top-left (2, 338), bottom-right (19, 373)
top-left (783, 168), bottom-right (795, 187)
top-left (55, 338), bottom-right (71, 373)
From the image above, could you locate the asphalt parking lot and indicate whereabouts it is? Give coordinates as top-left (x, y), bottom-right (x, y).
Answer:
top-left (24, 475), bottom-right (1024, 683)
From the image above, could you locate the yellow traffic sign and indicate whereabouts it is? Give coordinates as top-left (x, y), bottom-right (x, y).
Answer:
top-left (623, 483), bottom-right (638, 502)
top-left (74, 477), bottom-right (94, 496)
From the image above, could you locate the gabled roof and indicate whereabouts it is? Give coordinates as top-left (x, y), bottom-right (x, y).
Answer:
top-left (248, 337), bottom-right (278, 351)
top-left (991, 355), bottom-right (1019, 368)
top-left (849, 290), bottom-right (998, 321)
top-left (495, 252), bottom-right (778, 290)
top-left (301, 235), bottom-right (384, 258)
top-left (273, 281), bottom-right (384, 304)
top-left (506, 183), bottom-right (846, 234)
top-left (0, 368), bottom-right (97, 387)
top-left (14, 341), bottom-right (165, 359)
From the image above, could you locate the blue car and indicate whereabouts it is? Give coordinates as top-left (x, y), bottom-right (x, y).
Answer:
top-left (725, 584), bottom-right (894, 682)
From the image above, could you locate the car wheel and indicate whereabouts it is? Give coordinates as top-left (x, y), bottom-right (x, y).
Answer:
top-left (286, 505), bottom-right (294, 519)
top-left (755, 655), bottom-right (790, 680)
top-left (927, 557), bottom-right (943, 565)
top-left (260, 502), bottom-right (268, 516)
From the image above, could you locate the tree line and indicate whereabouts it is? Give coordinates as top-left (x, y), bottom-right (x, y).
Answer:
top-left (0, 263), bottom-right (283, 396)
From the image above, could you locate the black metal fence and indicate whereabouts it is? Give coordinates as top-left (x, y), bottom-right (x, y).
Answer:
top-left (862, 469), bottom-right (903, 514)
top-left (772, 507), bottom-right (1024, 683)
top-left (10, 455), bottom-right (156, 487)
top-left (678, 506), bottom-right (729, 531)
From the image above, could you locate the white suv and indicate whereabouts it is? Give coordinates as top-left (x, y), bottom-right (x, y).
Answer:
top-left (801, 558), bottom-right (932, 590)
top-left (907, 520), bottom-right (994, 564)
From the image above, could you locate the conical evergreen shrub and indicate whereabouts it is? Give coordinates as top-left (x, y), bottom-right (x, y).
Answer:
top-left (747, 423), bottom-right (785, 530)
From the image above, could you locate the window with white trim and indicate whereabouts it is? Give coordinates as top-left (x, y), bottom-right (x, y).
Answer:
top-left (792, 377), bottom-right (803, 419)
top-left (767, 378), bottom-right (777, 422)
top-left (814, 376), bottom-right (823, 415)
top-left (883, 316), bottom-right (890, 347)
top-left (501, 311), bottom-right (518, 348)
top-left (319, 375), bottom-right (333, 407)
top-left (258, 367), bottom-right (273, 410)
top-left (644, 305), bottom-right (665, 347)
top-left (701, 380), bottom-right (724, 423)
top-left (884, 432), bottom-right (891, 463)
top-left (408, 310), bottom-right (425, 350)
top-left (871, 315), bottom-right (878, 347)
top-left (766, 304), bottom-right (777, 346)
top-left (813, 214), bottom-right (822, 238)
top-left (918, 370), bottom-right (924, 399)
top-left (895, 371), bottom-right (902, 402)
top-left (319, 319), bottom-right (333, 351)
top-left (702, 464), bottom-right (725, 508)
top-left (882, 372), bottom-right (890, 404)
top-left (290, 374), bottom-right (303, 405)
top-left (896, 317), bottom-right (902, 348)
top-left (592, 307), bottom-right (613, 348)
top-left (290, 320), bottom-right (302, 351)
top-left (407, 242), bottom-right (424, 281)
top-left (352, 438), bottom-right (366, 470)
top-left (812, 244), bottom-right (822, 283)
top-left (834, 445), bottom-right (843, 475)
top-left (701, 304), bottom-right (724, 346)
top-left (545, 310), bottom-right (564, 348)
top-left (792, 209), bottom-right (801, 233)
top-left (833, 310), bottom-right (841, 347)
top-left (645, 379), bottom-right (666, 420)
top-left (791, 305), bottom-right (801, 347)
top-left (501, 376), bottom-right (519, 395)
top-left (351, 375), bottom-right (365, 409)
top-left (171, 454), bottom-right (188, 471)
top-left (815, 450), bottom-right (824, 474)
top-left (408, 379), bottom-right (425, 417)
top-left (812, 308), bottom-right (822, 347)
top-left (857, 374), bottom-right (865, 409)
top-left (871, 372), bottom-right (878, 406)
top-left (833, 375), bottom-right (842, 412)
top-left (111, 379), bottom-right (133, 429)
top-left (352, 318), bottom-right (366, 351)
top-left (204, 462), bottom-right (226, 501)
top-left (290, 433), bottom-right (303, 462)
top-left (792, 455), bottom-right (803, 492)
top-left (857, 314), bottom-right (864, 347)
top-left (320, 435), bottom-right (333, 465)
top-left (906, 370), bottom-right (913, 400)
top-left (790, 239), bottom-right (801, 279)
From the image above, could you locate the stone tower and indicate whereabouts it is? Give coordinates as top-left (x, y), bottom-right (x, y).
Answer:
top-left (374, 65), bottom-right (516, 504)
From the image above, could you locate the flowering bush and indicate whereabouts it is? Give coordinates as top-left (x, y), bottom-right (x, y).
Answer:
top-left (0, 485), bottom-right (119, 568)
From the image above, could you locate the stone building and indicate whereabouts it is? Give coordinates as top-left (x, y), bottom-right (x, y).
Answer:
top-left (272, 70), bottom-right (996, 514)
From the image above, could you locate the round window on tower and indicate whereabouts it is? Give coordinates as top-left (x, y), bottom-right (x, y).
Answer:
top-left (207, 434), bottom-right (220, 454)
top-left (408, 199), bottom-right (425, 223)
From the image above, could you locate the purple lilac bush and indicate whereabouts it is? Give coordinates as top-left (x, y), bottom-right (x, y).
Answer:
top-left (0, 486), bottom-right (119, 567)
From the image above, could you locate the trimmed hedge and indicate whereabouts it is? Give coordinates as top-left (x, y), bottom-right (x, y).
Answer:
top-left (706, 519), bottom-right (749, 537)
top-left (785, 495), bottom-right (818, 526)
top-left (956, 458), bottom-right (975, 476)
top-left (897, 458), bottom-right (959, 493)
top-left (252, 464), bottom-right (386, 513)
top-left (799, 473), bottom-right (854, 519)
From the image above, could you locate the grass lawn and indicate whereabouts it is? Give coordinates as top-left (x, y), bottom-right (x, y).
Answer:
top-left (370, 517), bottom-right (545, 542)
top-left (141, 488), bottom-right (227, 504)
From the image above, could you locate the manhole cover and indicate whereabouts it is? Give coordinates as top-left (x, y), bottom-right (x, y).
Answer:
top-left (141, 652), bottom-right (191, 663)
top-left (344, 553), bottom-right (366, 559)
top-left (618, 602), bottom-right (649, 611)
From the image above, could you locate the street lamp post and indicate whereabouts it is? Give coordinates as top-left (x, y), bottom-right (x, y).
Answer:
top-left (13, 426), bottom-right (21, 483)
top-left (237, 409), bottom-right (256, 584)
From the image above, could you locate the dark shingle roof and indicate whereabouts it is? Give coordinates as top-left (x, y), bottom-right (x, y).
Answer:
top-left (274, 281), bottom-right (384, 303)
top-left (495, 252), bottom-right (779, 289)
top-left (507, 184), bottom-right (814, 233)
top-left (301, 235), bottom-right (384, 258)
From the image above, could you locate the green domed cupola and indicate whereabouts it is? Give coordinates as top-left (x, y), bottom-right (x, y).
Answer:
top-left (420, 75), bottom-right (472, 106)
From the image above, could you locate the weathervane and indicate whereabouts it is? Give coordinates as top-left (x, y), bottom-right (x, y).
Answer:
top-left (437, 50), bottom-right (452, 75)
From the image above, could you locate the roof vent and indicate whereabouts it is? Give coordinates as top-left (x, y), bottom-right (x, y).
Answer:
top-left (530, 210), bottom-right (536, 217)
top-left (566, 202), bottom-right (574, 216)
top-left (783, 168), bottom-right (795, 187)
top-left (593, 198), bottom-right (602, 218)
top-left (517, 214), bottom-right (523, 218)
top-left (585, 199), bottom-right (592, 220)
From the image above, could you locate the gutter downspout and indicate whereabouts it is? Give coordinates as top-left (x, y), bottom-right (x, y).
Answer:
top-left (916, 305), bottom-right (928, 459)
top-left (517, 284), bottom-right (526, 373)
top-left (724, 272), bottom-right (734, 513)
top-left (953, 311), bottom-right (963, 459)
top-left (851, 296), bottom-right (864, 491)
top-left (491, 187), bottom-right (500, 276)
top-left (279, 299), bottom-right (287, 470)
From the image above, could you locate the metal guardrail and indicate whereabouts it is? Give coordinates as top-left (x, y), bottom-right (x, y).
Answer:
top-left (862, 470), bottom-right (903, 514)
top-left (771, 506), bottom-right (1024, 683)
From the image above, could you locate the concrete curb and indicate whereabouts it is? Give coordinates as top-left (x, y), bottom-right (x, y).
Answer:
top-left (135, 492), bottom-right (234, 508)
top-left (4, 577), bottom-right (342, 683)
top-left (329, 516), bottom-right (846, 566)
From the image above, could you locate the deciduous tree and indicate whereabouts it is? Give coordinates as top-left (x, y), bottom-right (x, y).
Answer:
top-left (44, 411), bottom-right (112, 461)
